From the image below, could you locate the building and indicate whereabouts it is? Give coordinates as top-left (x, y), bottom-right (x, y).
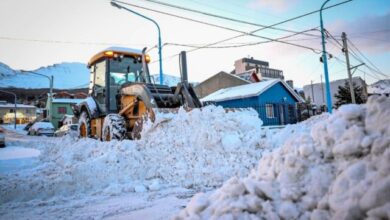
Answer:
top-left (233, 57), bottom-right (284, 80)
top-left (302, 77), bottom-right (367, 107)
top-left (0, 101), bottom-right (37, 124)
top-left (194, 71), bottom-right (250, 98)
top-left (49, 98), bottom-right (84, 129)
top-left (202, 79), bottom-right (304, 126)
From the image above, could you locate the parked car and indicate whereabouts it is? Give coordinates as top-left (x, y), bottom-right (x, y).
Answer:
top-left (0, 127), bottom-right (5, 147)
top-left (54, 124), bottom-right (78, 137)
top-left (28, 122), bottom-right (55, 136)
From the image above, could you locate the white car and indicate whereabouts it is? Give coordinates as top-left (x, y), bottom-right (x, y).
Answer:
top-left (28, 122), bottom-right (55, 137)
top-left (0, 127), bottom-right (5, 147)
top-left (54, 124), bottom-right (78, 137)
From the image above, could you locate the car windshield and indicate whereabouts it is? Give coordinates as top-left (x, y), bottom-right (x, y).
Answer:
top-left (109, 56), bottom-right (151, 85)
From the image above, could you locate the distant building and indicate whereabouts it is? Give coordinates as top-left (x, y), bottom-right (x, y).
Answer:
top-left (0, 102), bottom-right (36, 124)
top-left (202, 79), bottom-right (304, 126)
top-left (48, 98), bottom-right (84, 129)
top-left (233, 57), bottom-right (284, 80)
top-left (194, 71), bottom-right (250, 98)
top-left (303, 77), bottom-right (367, 107)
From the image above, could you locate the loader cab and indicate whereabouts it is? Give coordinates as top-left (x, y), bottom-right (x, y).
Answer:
top-left (88, 47), bottom-right (152, 114)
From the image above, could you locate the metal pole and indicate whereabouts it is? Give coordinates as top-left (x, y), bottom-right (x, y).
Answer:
top-left (320, 75), bottom-right (325, 105)
top-left (320, 0), bottom-right (333, 113)
top-left (311, 80), bottom-right (315, 103)
top-left (111, 1), bottom-right (164, 85)
top-left (341, 32), bottom-right (356, 104)
top-left (49, 75), bottom-right (54, 121)
top-left (21, 70), bottom-right (53, 120)
top-left (0, 89), bottom-right (17, 129)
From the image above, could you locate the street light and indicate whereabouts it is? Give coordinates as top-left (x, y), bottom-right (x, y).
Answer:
top-left (0, 89), bottom-right (17, 129)
top-left (320, 0), bottom-right (332, 113)
top-left (21, 70), bottom-right (54, 121)
top-left (111, 0), bottom-right (164, 85)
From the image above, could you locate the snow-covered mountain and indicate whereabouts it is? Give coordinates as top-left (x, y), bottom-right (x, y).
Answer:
top-left (0, 62), bottom-right (89, 89)
top-left (0, 61), bottom-right (195, 89)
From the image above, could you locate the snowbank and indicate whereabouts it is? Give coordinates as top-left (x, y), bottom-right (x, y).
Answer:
top-left (176, 96), bottom-right (390, 220)
top-left (0, 106), bottom-right (265, 203)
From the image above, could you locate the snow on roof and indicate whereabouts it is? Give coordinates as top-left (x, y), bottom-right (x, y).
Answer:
top-left (0, 103), bottom-right (36, 108)
top-left (104, 47), bottom-right (143, 55)
top-left (52, 98), bottom-right (84, 104)
top-left (367, 79), bottom-right (390, 94)
top-left (201, 79), bottom-right (304, 103)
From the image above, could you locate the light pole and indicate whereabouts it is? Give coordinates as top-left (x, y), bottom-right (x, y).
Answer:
top-left (111, 0), bottom-right (164, 85)
top-left (0, 89), bottom-right (17, 129)
top-left (21, 70), bottom-right (54, 121)
top-left (320, 0), bottom-right (332, 113)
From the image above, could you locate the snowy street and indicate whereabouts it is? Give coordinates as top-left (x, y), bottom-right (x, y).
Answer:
top-left (0, 129), bottom-right (194, 219)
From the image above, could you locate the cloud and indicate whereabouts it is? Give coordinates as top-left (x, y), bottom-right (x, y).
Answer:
top-left (247, 0), bottom-right (299, 12)
top-left (327, 11), bottom-right (390, 54)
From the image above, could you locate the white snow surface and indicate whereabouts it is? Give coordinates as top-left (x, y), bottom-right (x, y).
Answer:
top-left (151, 74), bottom-right (181, 87)
top-left (368, 79), bottom-right (390, 95)
top-left (176, 96), bottom-right (390, 220)
top-left (0, 106), bottom-right (265, 205)
top-left (0, 62), bottom-right (89, 89)
top-left (201, 79), bottom-right (304, 103)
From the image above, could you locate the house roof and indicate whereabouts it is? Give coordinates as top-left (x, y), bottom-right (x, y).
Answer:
top-left (196, 71), bottom-right (251, 88)
top-left (0, 103), bottom-right (36, 109)
top-left (201, 79), bottom-right (305, 103)
top-left (52, 98), bottom-right (84, 104)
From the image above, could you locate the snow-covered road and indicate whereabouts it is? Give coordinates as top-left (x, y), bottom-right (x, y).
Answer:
top-left (0, 129), bottom-right (195, 220)
top-left (0, 106), bottom-right (267, 219)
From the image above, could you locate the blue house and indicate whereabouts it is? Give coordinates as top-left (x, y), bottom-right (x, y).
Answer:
top-left (201, 79), bottom-right (304, 126)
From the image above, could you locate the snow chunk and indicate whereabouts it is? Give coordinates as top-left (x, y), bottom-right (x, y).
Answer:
top-left (176, 96), bottom-right (390, 219)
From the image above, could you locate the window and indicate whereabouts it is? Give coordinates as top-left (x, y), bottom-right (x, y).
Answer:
top-left (265, 104), bottom-right (275, 118)
top-left (57, 107), bottom-right (67, 114)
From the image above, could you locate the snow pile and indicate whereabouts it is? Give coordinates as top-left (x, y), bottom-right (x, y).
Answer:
top-left (368, 79), bottom-right (390, 95)
top-left (176, 96), bottom-right (390, 220)
top-left (0, 106), bottom-right (265, 203)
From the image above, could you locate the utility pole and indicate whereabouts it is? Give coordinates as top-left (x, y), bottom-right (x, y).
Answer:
top-left (311, 80), bottom-right (315, 103)
top-left (320, 0), bottom-right (332, 113)
top-left (341, 32), bottom-right (356, 104)
top-left (320, 75), bottom-right (325, 104)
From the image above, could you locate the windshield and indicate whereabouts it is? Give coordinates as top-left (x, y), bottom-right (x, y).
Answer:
top-left (109, 56), bottom-right (150, 85)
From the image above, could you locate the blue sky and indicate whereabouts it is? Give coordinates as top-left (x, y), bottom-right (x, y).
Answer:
top-left (0, 0), bottom-right (389, 87)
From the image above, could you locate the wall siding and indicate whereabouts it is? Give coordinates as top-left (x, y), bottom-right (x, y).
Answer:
top-left (213, 82), bottom-right (299, 126)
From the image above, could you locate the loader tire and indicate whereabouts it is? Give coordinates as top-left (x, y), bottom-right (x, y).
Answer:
top-left (79, 111), bottom-right (91, 138)
top-left (102, 114), bottom-right (126, 141)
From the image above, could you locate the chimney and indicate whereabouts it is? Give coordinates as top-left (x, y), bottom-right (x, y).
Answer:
top-left (286, 80), bottom-right (294, 88)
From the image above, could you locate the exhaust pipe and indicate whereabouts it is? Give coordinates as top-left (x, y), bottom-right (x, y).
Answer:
top-left (179, 51), bottom-right (188, 85)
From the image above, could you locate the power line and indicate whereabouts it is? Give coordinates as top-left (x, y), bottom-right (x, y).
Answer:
top-left (140, 0), bottom-right (321, 37)
top-left (164, 27), bottom-right (320, 49)
top-left (146, 0), bottom-right (353, 61)
top-left (324, 29), bottom-right (343, 49)
top-left (333, 56), bottom-right (382, 80)
top-left (0, 36), bottom-right (146, 47)
top-left (347, 38), bottom-right (389, 78)
top-left (113, 0), bottom-right (322, 54)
